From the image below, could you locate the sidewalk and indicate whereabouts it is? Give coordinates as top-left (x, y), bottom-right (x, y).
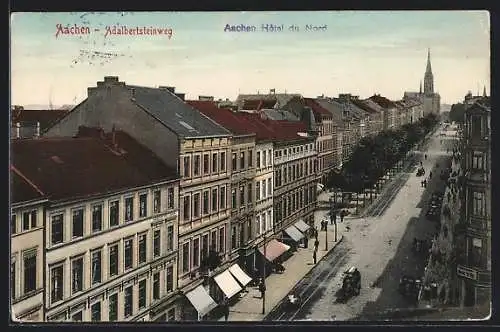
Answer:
top-left (221, 213), bottom-right (347, 321)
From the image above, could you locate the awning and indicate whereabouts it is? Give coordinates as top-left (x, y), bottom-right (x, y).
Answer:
top-left (185, 285), bottom-right (218, 318)
top-left (258, 239), bottom-right (291, 262)
top-left (214, 270), bottom-right (242, 299)
top-left (294, 219), bottom-right (311, 233)
top-left (284, 225), bottom-right (305, 242)
top-left (228, 264), bottom-right (252, 287)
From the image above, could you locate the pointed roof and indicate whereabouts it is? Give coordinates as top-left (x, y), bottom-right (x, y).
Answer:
top-left (420, 80), bottom-right (423, 94)
top-left (426, 48), bottom-right (432, 74)
top-left (483, 85), bottom-right (487, 97)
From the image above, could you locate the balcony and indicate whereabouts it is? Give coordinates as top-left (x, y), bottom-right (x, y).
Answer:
top-left (457, 264), bottom-right (491, 286)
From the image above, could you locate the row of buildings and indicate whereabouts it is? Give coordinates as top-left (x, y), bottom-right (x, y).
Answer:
top-left (422, 92), bottom-right (490, 311)
top-left (11, 51), bottom-right (440, 322)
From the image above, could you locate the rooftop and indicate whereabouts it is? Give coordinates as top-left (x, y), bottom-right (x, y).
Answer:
top-left (304, 98), bottom-right (332, 118)
top-left (11, 127), bottom-right (178, 202)
top-left (369, 94), bottom-right (398, 109)
top-left (11, 109), bottom-right (70, 130)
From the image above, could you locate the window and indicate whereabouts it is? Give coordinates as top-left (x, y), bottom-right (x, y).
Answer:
top-left (167, 187), bottom-right (175, 209)
top-left (124, 239), bottom-right (133, 270)
top-left (11, 214), bottom-right (16, 234)
top-left (91, 302), bottom-right (101, 322)
top-left (23, 212), bottom-right (30, 231)
top-left (167, 225), bottom-right (174, 252)
top-left (91, 250), bottom-right (102, 285)
top-left (153, 230), bottom-right (161, 258)
top-left (182, 243), bottom-right (189, 273)
top-left (50, 264), bottom-right (63, 304)
top-left (211, 230), bottom-right (217, 251)
top-left (212, 153), bottom-right (218, 173)
top-left (231, 226), bottom-right (237, 250)
top-left (211, 188), bottom-right (218, 212)
top-left (138, 279), bottom-right (146, 309)
top-left (108, 293), bottom-right (118, 321)
top-left (72, 311), bottom-right (83, 322)
top-left (256, 182), bottom-right (261, 201)
top-left (472, 152), bottom-right (484, 170)
top-left (72, 257), bottom-right (84, 294)
top-left (240, 151), bottom-right (245, 169)
top-left (109, 244), bottom-right (119, 277)
top-left (203, 154), bottom-right (210, 174)
top-left (125, 197), bottom-right (134, 222)
top-left (232, 153), bottom-right (237, 171)
top-left (109, 201), bottom-right (119, 227)
top-left (202, 234), bottom-right (209, 260)
top-left (30, 211), bottom-right (37, 228)
top-left (183, 196), bottom-right (191, 221)
top-left (262, 180), bottom-right (267, 199)
top-left (194, 155), bottom-right (201, 176)
top-left (231, 189), bottom-right (237, 209)
top-left (138, 233), bottom-right (147, 264)
top-left (23, 250), bottom-right (36, 294)
top-left (248, 150), bottom-right (253, 167)
top-left (256, 215), bottom-right (261, 235)
top-left (262, 214), bottom-right (267, 233)
top-left (220, 186), bottom-right (226, 209)
top-left (247, 183), bottom-right (252, 203)
top-left (166, 266), bottom-right (174, 292)
top-left (139, 193), bottom-right (148, 217)
top-left (239, 186), bottom-right (245, 206)
top-left (203, 191), bottom-right (209, 215)
top-left (472, 191), bottom-right (486, 217)
top-left (167, 308), bottom-right (176, 321)
top-left (257, 151), bottom-right (261, 168)
top-left (220, 152), bottom-right (226, 171)
top-left (193, 193), bottom-right (200, 218)
top-left (183, 156), bottom-right (191, 177)
top-left (192, 238), bottom-right (200, 268)
top-left (154, 190), bottom-right (161, 213)
top-left (470, 238), bottom-right (483, 267)
top-left (92, 205), bottom-right (102, 232)
top-left (11, 262), bottom-right (15, 299)
top-left (268, 150), bottom-right (272, 165)
top-left (262, 151), bottom-right (267, 166)
top-left (283, 168), bottom-right (287, 184)
top-left (153, 272), bottom-right (160, 300)
top-left (124, 286), bottom-right (133, 317)
top-left (72, 209), bottom-right (83, 238)
top-left (267, 178), bottom-right (272, 196)
top-left (219, 227), bottom-right (225, 253)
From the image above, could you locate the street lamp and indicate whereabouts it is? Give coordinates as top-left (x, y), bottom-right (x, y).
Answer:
top-left (330, 197), bottom-right (337, 243)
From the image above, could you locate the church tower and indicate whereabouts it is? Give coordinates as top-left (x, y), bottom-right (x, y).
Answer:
top-left (424, 48), bottom-right (434, 95)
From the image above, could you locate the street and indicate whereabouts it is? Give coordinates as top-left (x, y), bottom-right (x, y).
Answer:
top-left (265, 129), bottom-right (453, 321)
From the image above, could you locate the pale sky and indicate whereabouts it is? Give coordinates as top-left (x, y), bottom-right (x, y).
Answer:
top-left (10, 11), bottom-right (490, 105)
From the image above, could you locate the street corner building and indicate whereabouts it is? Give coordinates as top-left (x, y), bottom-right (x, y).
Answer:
top-left (10, 128), bottom-right (181, 322)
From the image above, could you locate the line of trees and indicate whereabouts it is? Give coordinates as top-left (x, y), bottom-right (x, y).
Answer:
top-left (326, 113), bottom-right (439, 193)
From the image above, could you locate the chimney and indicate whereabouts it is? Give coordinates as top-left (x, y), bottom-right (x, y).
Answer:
top-left (104, 76), bottom-right (119, 83)
top-left (175, 93), bottom-right (185, 101)
top-left (15, 122), bottom-right (21, 139)
top-left (34, 122), bottom-right (40, 138)
top-left (199, 96), bottom-right (214, 101)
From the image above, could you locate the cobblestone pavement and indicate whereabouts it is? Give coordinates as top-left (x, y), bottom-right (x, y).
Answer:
top-left (268, 129), bottom-right (452, 321)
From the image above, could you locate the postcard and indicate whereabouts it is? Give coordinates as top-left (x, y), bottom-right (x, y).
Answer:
top-left (10, 11), bottom-right (491, 323)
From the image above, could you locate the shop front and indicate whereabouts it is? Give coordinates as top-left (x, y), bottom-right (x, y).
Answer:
top-left (256, 239), bottom-right (291, 276)
top-left (282, 224), bottom-right (306, 250)
top-left (184, 284), bottom-right (218, 321)
top-left (238, 245), bottom-right (257, 279)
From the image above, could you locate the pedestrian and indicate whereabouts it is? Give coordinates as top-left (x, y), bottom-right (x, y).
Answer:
top-left (429, 171), bottom-right (432, 179)
top-left (423, 179), bottom-right (427, 188)
top-left (313, 249), bottom-right (317, 264)
top-left (340, 210), bottom-right (345, 223)
top-left (425, 154), bottom-right (427, 160)
top-left (258, 279), bottom-right (266, 299)
top-left (222, 297), bottom-right (230, 321)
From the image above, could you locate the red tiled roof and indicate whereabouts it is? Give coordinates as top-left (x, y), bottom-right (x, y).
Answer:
top-left (188, 101), bottom-right (310, 142)
top-left (11, 167), bottom-right (45, 204)
top-left (304, 98), bottom-right (332, 117)
top-left (11, 128), bottom-right (178, 202)
top-left (368, 95), bottom-right (397, 108)
top-left (11, 109), bottom-right (70, 130)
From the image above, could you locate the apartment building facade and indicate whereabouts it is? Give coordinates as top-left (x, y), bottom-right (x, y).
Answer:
top-left (11, 130), bottom-right (181, 322)
top-left (456, 100), bottom-right (491, 307)
top-left (369, 94), bottom-right (398, 130)
top-left (42, 77), bottom-right (232, 320)
top-left (11, 169), bottom-right (46, 321)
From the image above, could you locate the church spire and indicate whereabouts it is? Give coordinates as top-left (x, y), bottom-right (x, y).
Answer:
top-left (424, 48), bottom-right (434, 95)
top-left (419, 80), bottom-right (422, 94)
top-left (483, 85), bottom-right (487, 97)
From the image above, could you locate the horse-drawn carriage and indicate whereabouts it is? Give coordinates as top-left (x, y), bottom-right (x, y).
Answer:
top-left (416, 167), bottom-right (425, 177)
top-left (337, 267), bottom-right (361, 302)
